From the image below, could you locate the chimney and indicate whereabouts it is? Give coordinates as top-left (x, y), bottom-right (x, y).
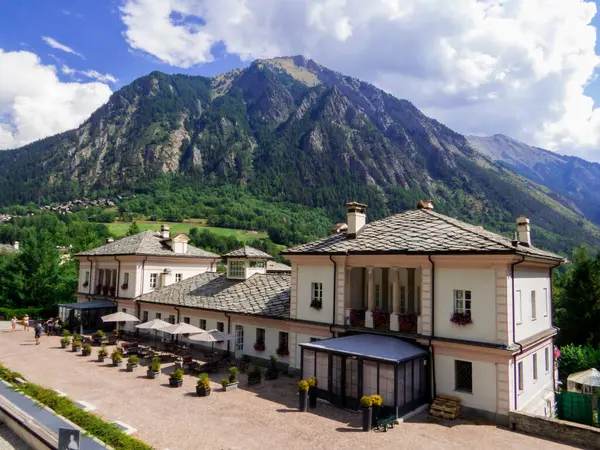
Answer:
top-left (417, 200), bottom-right (434, 210)
top-left (105, 237), bottom-right (115, 244)
top-left (12, 241), bottom-right (19, 250)
top-left (160, 224), bottom-right (170, 239)
top-left (516, 216), bottom-right (531, 247)
top-left (346, 202), bottom-right (367, 238)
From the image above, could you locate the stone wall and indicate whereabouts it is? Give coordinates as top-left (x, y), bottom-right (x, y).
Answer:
top-left (509, 410), bottom-right (600, 449)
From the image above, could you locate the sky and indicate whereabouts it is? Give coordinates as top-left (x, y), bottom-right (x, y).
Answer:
top-left (2, 0), bottom-right (600, 161)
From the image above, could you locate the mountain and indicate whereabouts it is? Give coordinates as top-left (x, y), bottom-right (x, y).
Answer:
top-left (0, 55), bottom-right (599, 254)
top-left (468, 134), bottom-right (600, 225)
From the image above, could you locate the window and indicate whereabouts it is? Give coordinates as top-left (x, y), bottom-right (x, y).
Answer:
top-left (256, 328), bottom-right (265, 344)
top-left (455, 360), bottom-right (472, 393)
top-left (216, 322), bottom-right (224, 332)
top-left (112, 269), bottom-right (118, 288)
top-left (515, 290), bottom-right (522, 325)
top-left (453, 289), bottom-right (472, 315)
top-left (531, 290), bottom-right (537, 320)
top-left (83, 271), bottom-right (89, 285)
top-left (155, 313), bottom-right (162, 320)
top-left (375, 284), bottom-right (381, 308)
top-left (249, 261), bottom-right (266, 268)
top-left (545, 347), bottom-right (550, 373)
top-left (168, 314), bottom-right (175, 324)
top-left (98, 269), bottom-right (105, 285)
top-left (199, 319), bottom-right (206, 330)
top-left (400, 286), bottom-right (406, 313)
top-left (235, 325), bottom-right (244, 351)
top-left (175, 273), bottom-right (182, 283)
top-left (122, 308), bottom-right (127, 313)
top-left (123, 272), bottom-right (129, 286)
top-left (311, 282), bottom-right (323, 309)
top-left (278, 332), bottom-right (289, 351)
top-left (150, 273), bottom-right (158, 288)
top-left (518, 362), bottom-right (524, 391)
top-left (229, 261), bottom-right (245, 278)
top-left (543, 288), bottom-right (548, 317)
top-left (533, 353), bottom-right (538, 381)
top-left (183, 317), bottom-right (190, 324)
top-left (142, 311), bottom-right (148, 322)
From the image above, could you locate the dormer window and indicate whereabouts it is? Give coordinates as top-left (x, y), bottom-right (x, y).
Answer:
top-left (229, 261), bottom-right (245, 278)
top-left (249, 261), bottom-right (266, 269)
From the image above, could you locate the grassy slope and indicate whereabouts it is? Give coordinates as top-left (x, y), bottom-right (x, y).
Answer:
top-left (106, 221), bottom-right (267, 240)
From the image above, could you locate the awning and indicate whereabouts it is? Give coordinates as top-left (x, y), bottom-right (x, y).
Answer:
top-left (58, 300), bottom-right (116, 310)
top-left (299, 334), bottom-right (428, 363)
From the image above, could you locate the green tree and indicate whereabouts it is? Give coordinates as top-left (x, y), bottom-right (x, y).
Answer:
top-left (127, 221), bottom-right (141, 236)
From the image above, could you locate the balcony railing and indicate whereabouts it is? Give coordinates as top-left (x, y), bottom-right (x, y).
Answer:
top-left (345, 308), bottom-right (420, 334)
top-left (397, 313), bottom-right (418, 333)
top-left (371, 308), bottom-right (391, 330)
top-left (348, 309), bottom-right (366, 327)
top-left (94, 285), bottom-right (117, 297)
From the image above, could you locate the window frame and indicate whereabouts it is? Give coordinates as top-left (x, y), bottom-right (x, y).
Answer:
top-left (543, 288), bottom-right (548, 317)
top-left (123, 272), bottom-right (129, 285)
top-left (545, 347), bottom-right (550, 373)
top-left (168, 314), bottom-right (175, 324)
top-left (228, 261), bottom-right (245, 278)
top-left (256, 328), bottom-right (265, 345)
top-left (533, 353), bottom-right (538, 381)
top-left (142, 311), bottom-right (148, 322)
top-left (183, 317), bottom-right (190, 324)
top-left (399, 285), bottom-right (406, 313)
top-left (453, 289), bottom-right (472, 316)
top-left (175, 273), bottom-right (182, 283)
top-left (311, 282), bottom-right (323, 309)
top-left (199, 319), bottom-right (206, 330)
top-left (155, 313), bottom-right (161, 320)
top-left (216, 321), bottom-right (224, 332)
top-left (454, 360), bottom-right (473, 393)
top-left (515, 290), bottom-right (522, 325)
top-left (149, 273), bottom-right (158, 289)
top-left (531, 290), bottom-right (537, 321)
top-left (518, 362), bottom-right (524, 391)
top-left (278, 332), bottom-right (289, 351)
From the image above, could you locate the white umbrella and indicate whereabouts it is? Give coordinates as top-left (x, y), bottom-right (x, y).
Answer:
top-left (161, 322), bottom-right (205, 335)
top-left (188, 329), bottom-right (234, 353)
top-left (101, 312), bottom-right (140, 338)
top-left (135, 318), bottom-right (171, 347)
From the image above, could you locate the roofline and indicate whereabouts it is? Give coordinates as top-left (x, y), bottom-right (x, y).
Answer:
top-left (74, 253), bottom-right (221, 259)
top-left (281, 248), bottom-right (565, 262)
top-left (135, 299), bottom-right (289, 320)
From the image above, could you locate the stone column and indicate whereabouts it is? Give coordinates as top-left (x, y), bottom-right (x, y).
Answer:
top-left (365, 267), bottom-right (374, 328)
top-left (390, 268), bottom-right (400, 331)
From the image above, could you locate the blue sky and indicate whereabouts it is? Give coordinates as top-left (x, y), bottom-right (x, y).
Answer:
top-left (2, 0), bottom-right (600, 160)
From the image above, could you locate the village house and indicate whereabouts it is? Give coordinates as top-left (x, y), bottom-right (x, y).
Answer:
top-left (69, 203), bottom-right (565, 425)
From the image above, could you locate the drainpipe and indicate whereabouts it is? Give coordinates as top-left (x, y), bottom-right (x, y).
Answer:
top-left (511, 256), bottom-right (526, 411)
top-left (427, 255), bottom-right (437, 399)
top-left (140, 256), bottom-right (148, 296)
top-left (86, 257), bottom-right (94, 296)
top-left (173, 306), bottom-right (181, 343)
top-left (225, 312), bottom-right (232, 354)
top-left (329, 254), bottom-right (337, 337)
top-left (549, 261), bottom-right (562, 394)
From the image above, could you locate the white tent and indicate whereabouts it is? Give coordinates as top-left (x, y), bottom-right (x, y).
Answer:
top-left (567, 368), bottom-right (600, 394)
top-left (161, 322), bottom-right (205, 335)
top-left (101, 312), bottom-right (140, 337)
top-left (135, 318), bottom-right (171, 347)
top-left (188, 329), bottom-right (234, 353)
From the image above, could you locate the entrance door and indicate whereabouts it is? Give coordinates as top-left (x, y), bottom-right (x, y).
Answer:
top-left (235, 325), bottom-right (244, 358)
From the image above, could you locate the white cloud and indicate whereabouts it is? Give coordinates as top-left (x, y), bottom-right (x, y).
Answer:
top-left (120, 0), bottom-right (600, 160)
top-left (61, 65), bottom-right (118, 84)
top-left (41, 36), bottom-right (85, 59)
top-left (0, 50), bottom-right (112, 149)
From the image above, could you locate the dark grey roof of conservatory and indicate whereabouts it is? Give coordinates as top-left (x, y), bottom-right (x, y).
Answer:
top-left (300, 334), bottom-right (427, 363)
top-left (58, 300), bottom-right (116, 310)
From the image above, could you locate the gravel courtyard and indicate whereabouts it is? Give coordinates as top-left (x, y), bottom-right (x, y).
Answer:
top-left (0, 324), bottom-right (574, 450)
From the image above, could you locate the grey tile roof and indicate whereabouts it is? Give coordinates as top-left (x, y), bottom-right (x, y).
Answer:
top-left (223, 246), bottom-right (274, 259)
top-left (284, 209), bottom-right (564, 261)
top-left (266, 261), bottom-right (291, 273)
top-left (75, 230), bottom-right (220, 258)
top-left (137, 272), bottom-right (290, 318)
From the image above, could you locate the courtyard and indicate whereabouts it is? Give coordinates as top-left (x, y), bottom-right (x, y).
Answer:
top-left (0, 323), bottom-right (574, 450)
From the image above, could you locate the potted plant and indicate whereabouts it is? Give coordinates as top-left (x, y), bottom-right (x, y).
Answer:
top-left (81, 343), bottom-right (92, 356)
top-left (276, 346), bottom-right (289, 357)
top-left (169, 369), bottom-right (184, 388)
top-left (111, 349), bottom-right (123, 367)
top-left (247, 361), bottom-right (262, 386)
top-left (126, 355), bottom-right (140, 372)
top-left (370, 394), bottom-right (383, 426)
top-left (360, 396), bottom-right (373, 431)
top-left (60, 336), bottom-right (71, 349)
top-left (265, 355), bottom-right (278, 380)
top-left (196, 372), bottom-right (211, 397)
top-left (62, 329), bottom-right (71, 337)
top-left (221, 366), bottom-right (239, 391)
top-left (147, 357), bottom-right (161, 379)
top-left (298, 380), bottom-right (309, 412)
top-left (71, 340), bottom-right (82, 352)
top-left (97, 345), bottom-right (108, 362)
top-left (308, 377), bottom-right (318, 408)
top-left (450, 312), bottom-right (472, 326)
top-left (73, 333), bottom-right (82, 342)
top-left (253, 342), bottom-right (265, 352)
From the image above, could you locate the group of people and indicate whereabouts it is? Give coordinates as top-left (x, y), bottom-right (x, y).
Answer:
top-left (10, 315), bottom-right (63, 345)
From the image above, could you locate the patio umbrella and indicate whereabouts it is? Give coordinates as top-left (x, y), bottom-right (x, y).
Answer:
top-left (135, 318), bottom-right (171, 347)
top-left (188, 329), bottom-right (234, 353)
top-left (101, 312), bottom-right (140, 337)
top-left (161, 322), bottom-right (206, 335)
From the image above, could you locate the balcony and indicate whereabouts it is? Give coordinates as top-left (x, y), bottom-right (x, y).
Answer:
top-left (345, 308), bottom-right (419, 334)
top-left (94, 284), bottom-right (117, 297)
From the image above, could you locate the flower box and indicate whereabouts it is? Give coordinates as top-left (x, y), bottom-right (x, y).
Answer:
top-left (349, 309), bottom-right (366, 327)
top-left (253, 342), bottom-right (265, 352)
top-left (276, 347), bottom-right (289, 357)
top-left (450, 312), bottom-right (472, 326)
top-left (371, 308), bottom-right (390, 330)
top-left (310, 299), bottom-right (322, 310)
top-left (121, 283), bottom-right (128, 290)
top-left (398, 313), bottom-right (418, 333)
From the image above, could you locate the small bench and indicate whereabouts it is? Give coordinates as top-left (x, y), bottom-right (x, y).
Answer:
top-left (376, 415), bottom-right (396, 432)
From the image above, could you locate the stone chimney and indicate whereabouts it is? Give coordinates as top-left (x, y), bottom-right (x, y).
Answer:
top-left (105, 237), bottom-right (114, 244)
top-left (160, 224), bottom-right (170, 239)
top-left (346, 202), bottom-right (367, 238)
top-left (516, 216), bottom-right (531, 247)
top-left (12, 241), bottom-right (19, 250)
top-left (417, 200), bottom-right (434, 210)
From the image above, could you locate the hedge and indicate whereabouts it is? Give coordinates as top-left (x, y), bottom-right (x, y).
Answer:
top-left (0, 307), bottom-right (58, 320)
top-left (0, 364), bottom-right (152, 450)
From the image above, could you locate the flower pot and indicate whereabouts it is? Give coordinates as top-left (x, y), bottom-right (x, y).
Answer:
top-left (61, 343), bottom-right (67, 349)
top-left (248, 375), bottom-right (261, 386)
top-left (169, 378), bottom-right (183, 388)
top-left (309, 389), bottom-right (318, 409)
top-left (126, 364), bottom-right (138, 372)
top-left (196, 386), bottom-right (211, 397)
top-left (362, 407), bottom-right (373, 431)
top-left (147, 370), bottom-right (159, 379)
top-left (98, 356), bottom-right (105, 362)
top-left (298, 390), bottom-right (308, 412)
top-left (222, 381), bottom-right (238, 392)
top-left (372, 405), bottom-right (381, 427)
top-left (72, 347), bottom-right (81, 353)
top-left (113, 360), bottom-right (123, 367)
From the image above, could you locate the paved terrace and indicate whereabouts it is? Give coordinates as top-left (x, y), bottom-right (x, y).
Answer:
top-left (0, 323), bottom-right (574, 450)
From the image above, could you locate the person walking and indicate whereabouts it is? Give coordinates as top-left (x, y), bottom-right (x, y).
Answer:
top-left (23, 315), bottom-right (29, 331)
top-left (34, 322), bottom-right (42, 345)
top-left (11, 316), bottom-right (16, 331)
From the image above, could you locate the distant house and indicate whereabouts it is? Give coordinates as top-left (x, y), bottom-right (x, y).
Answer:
top-left (0, 241), bottom-right (19, 254)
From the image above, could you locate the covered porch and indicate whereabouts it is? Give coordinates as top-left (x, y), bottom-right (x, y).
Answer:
top-left (300, 334), bottom-right (430, 415)
top-left (58, 300), bottom-right (117, 335)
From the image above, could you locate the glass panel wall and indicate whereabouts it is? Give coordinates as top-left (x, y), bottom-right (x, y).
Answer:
top-left (379, 363), bottom-right (395, 406)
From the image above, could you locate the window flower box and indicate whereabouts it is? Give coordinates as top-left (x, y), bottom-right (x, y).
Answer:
top-left (398, 313), bottom-right (418, 333)
top-left (253, 342), bottom-right (265, 352)
top-left (450, 312), bottom-right (472, 326)
top-left (349, 309), bottom-right (366, 327)
top-left (310, 299), bottom-right (322, 310)
top-left (121, 283), bottom-right (128, 290)
top-left (95, 284), bottom-right (102, 295)
top-left (371, 308), bottom-right (390, 330)
top-left (109, 286), bottom-right (116, 296)
top-left (276, 347), bottom-right (289, 357)
top-left (82, 281), bottom-right (89, 288)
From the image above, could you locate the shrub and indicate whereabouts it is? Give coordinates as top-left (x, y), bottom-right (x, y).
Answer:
top-left (247, 361), bottom-right (261, 378)
top-left (197, 373), bottom-right (211, 389)
top-left (170, 369), bottom-right (184, 381)
top-left (370, 394), bottom-right (383, 407)
top-left (0, 307), bottom-right (56, 321)
top-left (82, 344), bottom-right (92, 355)
top-left (98, 346), bottom-right (108, 357)
top-left (308, 377), bottom-right (318, 389)
top-left (71, 340), bottom-right (82, 349)
top-left (221, 377), bottom-right (231, 388)
top-left (96, 330), bottom-right (106, 337)
top-left (111, 350), bottom-right (123, 362)
top-left (558, 344), bottom-right (600, 379)
top-left (127, 355), bottom-right (140, 366)
top-left (269, 355), bottom-right (277, 373)
top-left (229, 366), bottom-right (239, 383)
top-left (298, 380), bottom-right (309, 392)
top-left (360, 396), bottom-right (372, 408)
top-left (62, 329), bottom-right (71, 337)
top-left (60, 337), bottom-right (71, 346)
top-left (72, 334), bottom-right (83, 341)
top-left (149, 357), bottom-right (161, 372)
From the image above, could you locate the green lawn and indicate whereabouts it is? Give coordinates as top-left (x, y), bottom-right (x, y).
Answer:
top-left (105, 221), bottom-right (267, 241)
